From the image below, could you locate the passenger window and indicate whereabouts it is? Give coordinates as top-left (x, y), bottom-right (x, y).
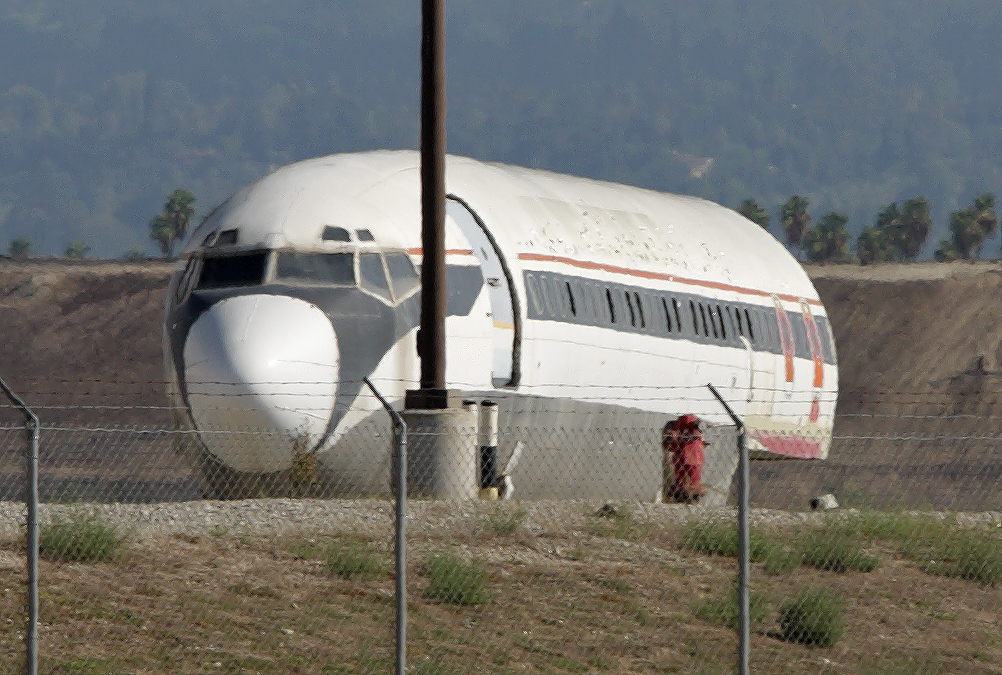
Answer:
top-left (662, 297), bottom-right (672, 333)
top-left (606, 289), bottom-right (616, 324)
top-left (716, 306), bottom-right (726, 340)
top-left (553, 277), bottom-right (567, 318)
top-left (384, 252), bottom-right (420, 298)
top-left (635, 292), bottom-right (646, 328)
top-left (672, 298), bottom-right (682, 332)
top-left (565, 281), bottom-right (577, 317)
top-left (359, 252), bottom-right (392, 300)
top-left (625, 291), bottom-right (636, 326)
top-left (745, 309), bottom-right (755, 342)
top-left (275, 252), bottom-right (355, 285)
top-left (689, 300), bottom-right (698, 335)
top-left (699, 303), bottom-right (709, 337)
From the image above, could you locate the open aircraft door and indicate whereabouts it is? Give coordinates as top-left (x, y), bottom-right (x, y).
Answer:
top-left (447, 197), bottom-right (521, 387)
top-left (772, 295), bottom-right (795, 399)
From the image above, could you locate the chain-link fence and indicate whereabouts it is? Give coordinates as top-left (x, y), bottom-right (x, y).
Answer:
top-left (2, 382), bottom-right (1002, 674)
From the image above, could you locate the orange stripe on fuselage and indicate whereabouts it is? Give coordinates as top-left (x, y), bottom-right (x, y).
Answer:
top-left (517, 252), bottom-right (824, 307)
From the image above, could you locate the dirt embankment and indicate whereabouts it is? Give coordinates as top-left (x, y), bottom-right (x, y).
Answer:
top-left (2, 258), bottom-right (1001, 509)
top-left (0, 259), bottom-right (173, 423)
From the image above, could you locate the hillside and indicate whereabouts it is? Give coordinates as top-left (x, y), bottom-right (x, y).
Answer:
top-left (4, 0), bottom-right (1002, 256)
top-left (1, 259), bottom-right (1001, 509)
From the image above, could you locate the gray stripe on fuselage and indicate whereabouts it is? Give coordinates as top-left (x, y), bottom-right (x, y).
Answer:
top-left (522, 269), bottom-right (836, 365)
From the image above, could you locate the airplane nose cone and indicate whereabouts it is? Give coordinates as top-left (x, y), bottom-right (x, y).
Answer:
top-left (183, 295), bottom-right (338, 472)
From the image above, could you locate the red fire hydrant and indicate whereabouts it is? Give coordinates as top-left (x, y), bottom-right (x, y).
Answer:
top-left (662, 414), bottom-right (705, 503)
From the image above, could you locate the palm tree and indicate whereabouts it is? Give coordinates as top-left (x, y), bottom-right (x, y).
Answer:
top-left (873, 202), bottom-right (903, 262)
top-left (948, 207), bottom-right (982, 260)
top-left (780, 195), bottom-right (811, 255)
top-left (803, 212), bottom-right (850, 263)
top-left (737, 198), bottom-right (770, 230)
top-left (150, 213), bottom-right (175, 258)
top-left (972, 192), bottom-right (997, 257)
top-left (934, 238), bottom-right (961, 262)
top-left (898, 196), bottom-right (932, 261)
top-left (164, 188), bottom-right (197, 249)
top-left (856, 226), bottom-right (893, 265)
top-left (8, 236), bottom-right (32, 258)
top-left (65, 240), bottom-right (90, 259)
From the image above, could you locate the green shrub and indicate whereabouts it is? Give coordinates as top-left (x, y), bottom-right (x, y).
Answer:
top-left (682, 518), bottom-right (798, 572)
top-left (799, 526), bottom-right (879, 573)
top-left (779, 586), bottom-right (846, 647)
top-left (682, 519), bottom-right (737, 557)
top-left (914, 530), bottom-right (1002, 585)
top-left (39, 511), bottom-right (127, 563)
top-left (324, 541), bottom-right (385, 580)
top-left (692, 589), bottom-right (770, 632)
top-left (761, 547), bottom-right (802, 575)
top-left (485, 505), bottom-right (527, 536)
top-left (422, 554), bottom-right (491, 605)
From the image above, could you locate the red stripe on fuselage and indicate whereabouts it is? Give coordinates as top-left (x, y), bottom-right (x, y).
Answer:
top-left (750, 431), bottom-right (824, 459)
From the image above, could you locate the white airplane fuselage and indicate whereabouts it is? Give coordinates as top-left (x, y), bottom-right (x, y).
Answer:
top-left (164, 151), bottom-right (838, 499)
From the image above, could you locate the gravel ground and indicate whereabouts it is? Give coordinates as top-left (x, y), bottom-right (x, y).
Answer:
top-left (2, 498), bottom-right (1000, 544)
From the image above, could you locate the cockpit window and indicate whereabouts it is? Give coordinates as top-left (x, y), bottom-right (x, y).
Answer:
top-left (321, 226), bottom-right (350, 242)
top-left (274, 252), bottom-right (354, 285)
top-left (384, 252), bottom-right (420, 298)
top-left (359, 252), bottom-right (392, 300)
top-left (197, 251), bottom-right (268, 289)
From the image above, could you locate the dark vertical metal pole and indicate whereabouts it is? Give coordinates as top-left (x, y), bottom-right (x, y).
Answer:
top-left (25, 416), bottom-right (38, 675)
top-left (418, 0), bottom-right (447, 393)
top-left (364, 379), bottom-right (407, 675)
top-left (1, 376), bottom-right (37, 675)
top-left (735, 425), bottom-right (749, 675)
top-left (707, 383), bottom-right (749, 675)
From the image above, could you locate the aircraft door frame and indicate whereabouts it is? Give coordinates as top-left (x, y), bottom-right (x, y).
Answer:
top-left (799, 299), bottom-right (825, 389)
top-left (772, 295), bottom-right (795, 397)
top-left (446, 196), bottom-right (521, 388)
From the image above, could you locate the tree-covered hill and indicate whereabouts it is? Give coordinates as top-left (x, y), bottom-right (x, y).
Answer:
top-left (2, 0), bottom-right (1002, 258)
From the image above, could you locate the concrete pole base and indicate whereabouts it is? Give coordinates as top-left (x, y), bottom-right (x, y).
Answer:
top-left (400, 404), bottom-right (478, 499)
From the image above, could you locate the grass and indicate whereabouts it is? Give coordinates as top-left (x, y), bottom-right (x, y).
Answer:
top-left (681, 511), bottom-right (1002, 584)
top-left (691, 588), bottom-right (771, 632)
top-left (836, 511), bottom-right (1002, 584)
top-left (859, 654), bottom-right (945, 675)
top-left (485, 504), bottom-right (528, 536)
top-left (323, 540), bottom-right (386, 580)
top-left (911, 530), bottom-right (1002, 585)
top-left (779, 586), bottom-right (846, 647)
top-left (799, 523), bottom-right (880, 572)
top-left (38, 510), bottom-right (128, 563)
top-left (12, 506), bottom-right (1002, 673)
top-left (681, 517), bottom-right (801, 573)
top-left (586, 503), bottom-right (651, 541)
top-left (45, 657), bottom-right (127, 675)
top-left (287, 535), bottom-right (387, 580)
top-left (421, 553), bottom-right (492, 605)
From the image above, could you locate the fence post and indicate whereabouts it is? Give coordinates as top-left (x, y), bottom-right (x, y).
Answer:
top-left (363, 378), bottom-right (407, 675)
top-left (0, 375), bottom-right (38, 675)
top-left (707, 383), bottom-right (748, 675)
